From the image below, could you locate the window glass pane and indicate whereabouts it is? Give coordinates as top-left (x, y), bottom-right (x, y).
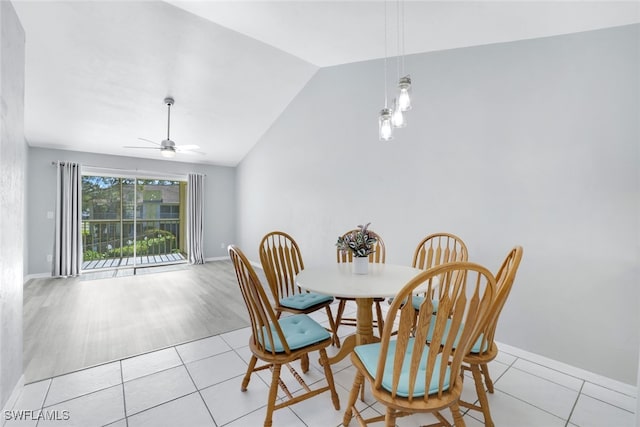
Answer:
top-left (81, 175), bottom-right (185, 270)
top-left (82, 176), bottom-right (122, 220)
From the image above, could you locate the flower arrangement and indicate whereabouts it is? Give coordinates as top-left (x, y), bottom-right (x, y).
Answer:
top-left (336, 223), bottom-right (378, 258)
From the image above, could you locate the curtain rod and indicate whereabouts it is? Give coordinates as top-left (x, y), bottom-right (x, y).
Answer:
top-left (50, 161), bottom-right (205, 177)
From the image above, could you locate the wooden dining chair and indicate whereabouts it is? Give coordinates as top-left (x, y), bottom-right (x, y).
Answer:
top-left (410, 232), bottom-right (468, 311)
top-left (259, 231), bottom-right (339, 347)
top-left (343, 261), bottom-right (496, 427)
top-left (458, 246), bottom-right (523, 427)
top-left (334, 229), bottom-right (386, 347)
top-left (228, 245), bottom-right (340, 427)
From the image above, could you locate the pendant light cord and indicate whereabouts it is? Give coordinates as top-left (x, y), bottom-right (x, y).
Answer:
top-left (396, 0), bottom-right (401, 81)
top-left (384, 0), bottom-right (388, 108)
top-left (401, 0), bottom-right (406, 75)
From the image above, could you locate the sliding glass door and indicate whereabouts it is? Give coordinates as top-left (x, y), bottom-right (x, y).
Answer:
top-left (81, 175), bottom-right (187, 271)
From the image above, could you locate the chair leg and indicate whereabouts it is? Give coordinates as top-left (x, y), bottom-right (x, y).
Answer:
top-left (319, 348), bottom-right (340, 410)
top-left (264, 364), bottom-right (282, 427)
top-left (384, 406), bottom-right (397, 427)
top-left (343, 370), bottom-right (364, 427)
top-left (481, 363), bottom-right (494, 393)
top-left (335, 298), bottom-right (347, 338)
top-left (471, 364), bottom-right (495, 427)
top-left (241, 355), bottom-right (258, 391)
top-left (325, 304), bottom-right (340, 348)
top-left (450, 401), bottom-right (466, 427)
top-left (300, 353), bottom-right (309, 373)
top-left (375, 301), bottom-right (384, 337)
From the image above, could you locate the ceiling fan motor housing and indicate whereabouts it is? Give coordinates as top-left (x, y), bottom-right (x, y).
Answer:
top-left (161, 139), bottom-right (176, 149)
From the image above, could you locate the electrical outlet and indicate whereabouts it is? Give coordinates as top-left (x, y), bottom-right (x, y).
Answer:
top-left (220, 243), bottom-right (225, 249)
top-left (46, 254), bottom-right (52, 262)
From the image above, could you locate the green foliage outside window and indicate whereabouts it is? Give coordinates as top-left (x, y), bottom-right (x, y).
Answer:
top-left (82, 229), bottom-right (180, 260)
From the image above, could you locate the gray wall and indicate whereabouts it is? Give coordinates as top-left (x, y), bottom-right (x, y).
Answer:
top-left (27, 148), bottom-right (236, 275)
top-left (0, 0), bottom-right (25, 409)
top-left (237, 24), bottom-right (639, 384)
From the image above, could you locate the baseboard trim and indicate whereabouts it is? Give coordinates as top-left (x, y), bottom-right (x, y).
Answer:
top-left (496, 341), bottom-right (637, 397)
top-left (205, 256), bottom-right (263, 270)
top-left (2, 374), bottom-right (25, 414)
top-left (25, 257), bottom-right (232, 279)
top-left (24, 273), bottom-right (50, 282)
top-left (205, 256), bottom-right (228, 262)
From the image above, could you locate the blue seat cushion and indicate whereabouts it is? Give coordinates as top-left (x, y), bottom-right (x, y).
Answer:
top-left (411, 296), bottom-right (439, 313)
top-left (354, 338), bottom-right (450, 397)
top-left (260, 314), bottom-right (331, 353)
top-left (469, 333), bottom-right (488, 354)
top-left (425, 315), bottom-right (488, 354)
top-left (279, 292), bottom-right (333, 310)
top-left (388, 296), bottom-right (438, 313)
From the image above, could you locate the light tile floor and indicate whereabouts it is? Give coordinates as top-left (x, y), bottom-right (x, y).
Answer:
top-left (3, 301), bottom-right (637, 427)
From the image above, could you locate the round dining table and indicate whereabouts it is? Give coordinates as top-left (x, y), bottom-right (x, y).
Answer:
top-left (296, 263), bottom-right (424, 365)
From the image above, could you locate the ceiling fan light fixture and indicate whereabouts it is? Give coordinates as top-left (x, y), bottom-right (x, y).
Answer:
top-left (161, 147), bottom-right (176, 158)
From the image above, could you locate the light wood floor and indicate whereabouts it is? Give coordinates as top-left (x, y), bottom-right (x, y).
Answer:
top-left (23, 260), bottom-right (250, 383)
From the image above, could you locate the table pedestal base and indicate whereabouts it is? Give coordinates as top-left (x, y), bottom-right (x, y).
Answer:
top-left (323, 298), bottom-right (380, 365)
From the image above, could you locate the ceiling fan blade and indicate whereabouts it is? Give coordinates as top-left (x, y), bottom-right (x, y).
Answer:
top-left (177, 149), bottom-right (206, 156)
top-left (175, 144), bottom-right (200, 151)
top-left (123, 146), bottom-right (160, 149)
top-left (137, 137), bottom-right (161, 146)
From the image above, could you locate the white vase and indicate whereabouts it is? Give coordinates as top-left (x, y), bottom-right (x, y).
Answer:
top-left (353, 257), bottom-right (369, 275)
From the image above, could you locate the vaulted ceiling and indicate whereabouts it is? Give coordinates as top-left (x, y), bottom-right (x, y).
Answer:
top-left (12, 1), bottom-right (639, 166)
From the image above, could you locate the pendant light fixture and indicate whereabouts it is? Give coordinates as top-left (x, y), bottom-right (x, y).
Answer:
top-left (378, 0), bottom-right (393, 141)
top-left (397, 0), bottom-right (412, 112)
top-left (391, 98), bottom-right (406, 128)
top-left (378, 108), bottom-right (393, 140)
top-left (398, 76), bottom-right (412, 111)
top-left (391, 0), bottom-right (406, 128)
top-left (378, 0), bottom-right (412, 140)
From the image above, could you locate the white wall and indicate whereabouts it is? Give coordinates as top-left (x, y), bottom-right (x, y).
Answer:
top-left (0, 0), bottom-right (25, 409)
top-left (237, 24), bottom-right (639, 384)
top-left (27, 147), bottom-right (236, 275)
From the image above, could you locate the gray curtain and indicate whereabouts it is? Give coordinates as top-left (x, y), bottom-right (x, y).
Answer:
top-left (187, 173), bottom-right (205, 264)
top-left (53, 161), bottom-right (82, 277)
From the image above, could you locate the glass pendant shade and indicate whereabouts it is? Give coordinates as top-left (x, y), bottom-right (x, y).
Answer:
top-left (398, 76), bottom-right (412, 111)
top-left (391, 99), bottom-right (406, 128)
top-left (378, 108), bottom-right (393, 141)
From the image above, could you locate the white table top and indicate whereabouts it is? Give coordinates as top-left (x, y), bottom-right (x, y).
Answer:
top-left (296, 263), bottom-right (424, 299)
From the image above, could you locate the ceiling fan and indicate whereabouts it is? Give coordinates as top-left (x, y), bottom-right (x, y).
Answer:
top-left (124, 97), bottom-right (202, 158)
